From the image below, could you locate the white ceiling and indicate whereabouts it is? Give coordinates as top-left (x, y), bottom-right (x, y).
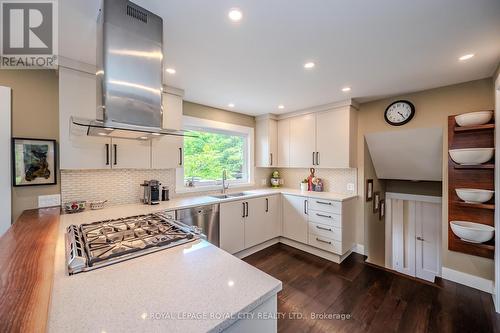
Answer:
top-left (61, 0), bottom-right (500, 116)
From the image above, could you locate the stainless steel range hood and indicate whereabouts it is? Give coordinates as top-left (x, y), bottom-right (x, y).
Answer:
top-left (71, 0), bottom-right (186, 139)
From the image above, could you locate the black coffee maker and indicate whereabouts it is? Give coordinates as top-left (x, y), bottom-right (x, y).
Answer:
top-left (141, 180), bottom-right (161, 205)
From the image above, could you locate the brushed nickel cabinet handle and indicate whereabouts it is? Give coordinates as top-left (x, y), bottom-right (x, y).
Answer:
top-left (316, 201), bottom-right (332, 205)
top-left (316, 213), bottom-right (332, 219)
top-left (316, 238), bottom-right (331, 245)
top-left (316, 225), bottom-right (332, 232)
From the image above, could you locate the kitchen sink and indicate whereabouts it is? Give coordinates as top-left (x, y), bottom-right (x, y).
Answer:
top-left (210, 192), bottom-right (250, 199)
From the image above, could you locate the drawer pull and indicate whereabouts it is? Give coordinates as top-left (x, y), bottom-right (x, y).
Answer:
top-left (316, 201), bottom-right (332, 206)
top-left (316, 237), bottom-right (331, 245)
top-left (316, 213), bottom-right (332, 219)
top-left (316, 225), bottom-right (332, 232)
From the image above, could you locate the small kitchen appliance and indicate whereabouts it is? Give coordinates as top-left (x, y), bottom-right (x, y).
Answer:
top-left (141, 180), bottom-right (161, 205)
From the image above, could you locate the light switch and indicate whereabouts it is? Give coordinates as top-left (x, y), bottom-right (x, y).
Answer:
top-left (38, 194), bottom-right (61, 208)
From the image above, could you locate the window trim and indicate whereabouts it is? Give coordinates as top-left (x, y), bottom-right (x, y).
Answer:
top-left (175, 116), bottom-right (254, 193)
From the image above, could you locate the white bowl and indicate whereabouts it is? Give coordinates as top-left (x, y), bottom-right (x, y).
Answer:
top-left (455, 111), bottom-right (493, 127)
top-left (449, 148), bottom-right (494, 165)
top-left (455, 189), bottom-right (494, 203)
top-left (450, 221), bottom-right (494, 243)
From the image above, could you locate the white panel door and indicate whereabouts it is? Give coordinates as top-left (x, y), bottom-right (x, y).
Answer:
top-left (282, 195), bottom-right (308, 243)
top-left (315, 108), bottom-right (351, 168)
top-left (415, 201), bottom-right (441, 282)
top-left (59, 67), bottom-right (111, 169)
top-left (392, 199), bottom-right (416, 277)
top-left (289, 114), bottom-right (316, 168)
top-left (220, 200), bottom-right (246, 254)
top-left (244, 196), bottom-right (280, 248)
top-left (151, 136), bottom-right (183, 169)
top-left (0, 87), bottom-right (11, 236)
top-left (111, 139), bottom-right (151, 169)
top-left (162, 93), bottom-right (183, 131)
top-left (277, 119), bottom-right (290, 167)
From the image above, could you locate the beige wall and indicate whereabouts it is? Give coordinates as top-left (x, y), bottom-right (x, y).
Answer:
top-left (356, 77), bottom-right (495, 280)
top-left (0, 70), bottom-right (60, 222)
top-left (183, 101), bottom-right (255, 128)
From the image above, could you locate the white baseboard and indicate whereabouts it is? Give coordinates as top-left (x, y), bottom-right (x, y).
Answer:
top-left (442, 267), bottom-right (494, 294)
top-left (352, 243), bottom-right (365, 255)
top-left (234, 238), bottom-right (280, 259)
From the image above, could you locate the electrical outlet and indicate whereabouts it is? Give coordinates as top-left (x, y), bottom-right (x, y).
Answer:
top-left (38, 194), bottom-right (61, 208)
top-left (279, 179), bottom-right (285, 185)
top-left (261, 179), bottom-right (267, 186)
top-left (347, 183), bottom-right (355, 192)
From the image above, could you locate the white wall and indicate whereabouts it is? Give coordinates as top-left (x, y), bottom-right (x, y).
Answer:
top-left (0, 87), bottom-right (11, 236)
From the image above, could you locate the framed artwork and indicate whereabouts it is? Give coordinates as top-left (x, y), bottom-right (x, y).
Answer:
top-left (373, 191), bottom-right (380, 213)
top-left (12, 138), bottom-right (57, 187)
top-left (366, 179), bottom-right (373, 202)
top-left (379, 199), bottom-right (385, 220)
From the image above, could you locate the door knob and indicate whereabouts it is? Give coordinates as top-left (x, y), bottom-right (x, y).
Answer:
top-left (416, 236), bottom-right (424, 241)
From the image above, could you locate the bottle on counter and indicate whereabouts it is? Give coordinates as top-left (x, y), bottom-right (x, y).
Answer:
top-left (161, 186), bottom-right (170, 201)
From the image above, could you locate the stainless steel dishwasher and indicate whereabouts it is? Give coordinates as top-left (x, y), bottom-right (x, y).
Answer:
top-left (175, 204), bottom-right (220, 246)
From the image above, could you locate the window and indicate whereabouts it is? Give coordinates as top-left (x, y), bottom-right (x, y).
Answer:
top-left (177, 116), bottom-right (254, 191)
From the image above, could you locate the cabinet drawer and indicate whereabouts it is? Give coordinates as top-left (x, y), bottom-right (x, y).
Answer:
top-left (309, 199), bottom-right (341, 214)
top-left (308, 222), bottom-right (341, 241)
top-left (308, 233), bottom-right (342, 254)
top-left (308, 209), bottom-right (341, 228)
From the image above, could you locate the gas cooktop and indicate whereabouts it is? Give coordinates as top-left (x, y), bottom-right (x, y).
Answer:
top-left (66, 212), bottom-right (201, 275)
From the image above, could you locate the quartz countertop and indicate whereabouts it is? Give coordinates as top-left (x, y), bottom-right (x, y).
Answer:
top-left (48, 213), bottom-right (282, 332)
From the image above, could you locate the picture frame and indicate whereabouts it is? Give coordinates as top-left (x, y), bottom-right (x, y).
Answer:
top-left (12, 138), bottom-right (57, 187)
top-left (366, 179), bottom-right (373, 202)
top-left (379, 199), bottom-right (385, 220)
top-left (373, 191), bottom-right (380, 213)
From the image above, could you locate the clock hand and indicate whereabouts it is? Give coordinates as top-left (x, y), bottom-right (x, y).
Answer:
top-left (398, 111), bottom-right (404, 117)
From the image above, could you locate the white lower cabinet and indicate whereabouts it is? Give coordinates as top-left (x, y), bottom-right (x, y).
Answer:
top-left (282, 195), bottom-right (308, 243)
top-left (220, 195), bottom-right (281, 254)
top-left (220, 200), bottom-right (246, 254)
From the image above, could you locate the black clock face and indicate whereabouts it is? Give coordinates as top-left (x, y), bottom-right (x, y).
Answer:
top-left (384, 100), bottom-right (415, 126)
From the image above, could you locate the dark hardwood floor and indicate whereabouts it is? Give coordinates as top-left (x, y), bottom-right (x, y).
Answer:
top-left (243, 243), bottom-right (500, 333)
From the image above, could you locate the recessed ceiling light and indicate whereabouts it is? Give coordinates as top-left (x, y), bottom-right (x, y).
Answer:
top-left (228, 103), bottom-right (235, 108)
top-left (459, 54), bottom-right (474, 61)
top-left (341, 87), bottom-right (351, 92)
top-left (228, 8), bottom-right (242, 22)
top-left (278, 104), bottom-right (285, 109)
top-left (304, 62), bottom-right (315, 69)
top-left (166, 68), bottom-right (176, 74)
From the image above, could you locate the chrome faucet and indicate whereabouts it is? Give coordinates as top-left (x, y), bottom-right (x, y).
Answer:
top-left (221, 170), bottom-right (229, 194)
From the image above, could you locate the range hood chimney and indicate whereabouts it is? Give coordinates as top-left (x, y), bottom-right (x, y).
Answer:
top-left (71, 0), bottom-right (186, 139)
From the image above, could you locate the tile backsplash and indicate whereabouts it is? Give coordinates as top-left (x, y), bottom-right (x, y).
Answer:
top-left (60, 167), bottom-right (357, 207)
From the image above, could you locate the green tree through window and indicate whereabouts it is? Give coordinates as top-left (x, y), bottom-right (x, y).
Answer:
top-left (184, 130), bottom-right (245, 182)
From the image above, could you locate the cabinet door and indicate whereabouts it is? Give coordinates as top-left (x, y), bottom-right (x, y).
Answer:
top-left (415, 201), bottom-right (440, 282)
top-left (255, 119), bottom-right (278, 167)
top-left (244, 197), bottom-right (268, 248)
top-left (151, 136), bottom-right (183, 169)
top-left (111, 138), bottom-right (151, 169)
top-left (282, 195), bottom-right (308, 243)
top-left (220, 200), bottom-right (246, 254)
top-left (59, 67), bottom-right (111, 169)
top-left (277, 119), bottom-right (290, 167)
top-left (162, 93), bottom-right (183, 131)
top-left (267, 195), bottom-right (281, 239)
top-left (289, 114), bottom-right (316, 167)
top-left (315, 108), bottom-right (352, 168)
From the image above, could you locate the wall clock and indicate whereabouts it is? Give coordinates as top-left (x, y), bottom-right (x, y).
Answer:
top-left (384, 100), bottom-right (415, 126)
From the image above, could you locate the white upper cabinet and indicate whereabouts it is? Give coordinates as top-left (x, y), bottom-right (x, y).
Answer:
top-left (277, 118), bottom-right (290, 167)
top-left (162, 91), bottom-right (183, 131)
top-left (315, 106), bottom-right (357, 168)
top-left (255, 117), bottom-right (278, 167)
top-left (289, 114), bottom-right (316, 168)
top-left (110, 139), bottom-right (151, 169)
top-left (151, 136), bottom-right (183, 169)
top-left (59, 67), bottom-right (111, 169)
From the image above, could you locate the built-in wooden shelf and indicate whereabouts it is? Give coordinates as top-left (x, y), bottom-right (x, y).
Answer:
top-left (454, 164), bottom-right (494, 170)
top-left (454, 201), bottom-right (495, 210)
top-left (454, 123), bottom-right (495, 132)
top-left (448, 115), bottom-right (495, 259)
